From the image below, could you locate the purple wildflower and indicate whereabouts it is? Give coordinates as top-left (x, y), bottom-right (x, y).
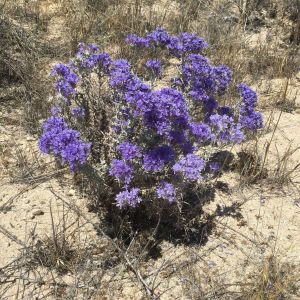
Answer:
top-left (189, 122), bottom-right (212, 142)
top-left (109, 159), bottom-right (133, 185)
top-left (72, 107), bottom-right (85, 118)
top-left (143, 145), bottom-right (175, 172)
top-left (156, 182), bottom-right (176, 203)
top-left (117, 142), bottom-right (141, 161)
top-left (39, 116), bottom-right (91, 171)
top-left (239, 111), bottom-right (263, 130)
top-left (238, 83), bottom-right (258, 109)
top-left (209, 162), bottom-right (221, 173)
top-left (115, 188), bottom-right (142, 208)
top-left (126, 34), bottom-right (150, 48)
top-left (145, 59), bottom-right (163, 78)
top-left (237, 84), bottom-right (263, 131)
top-left (173, 154), bottom-right (206, 181)
top-left (51, 64), bottom-right (79, 98)
top-left (142, 88), bottom-right (189, 136)
top-left (147, 28), bottom-right (171, 46)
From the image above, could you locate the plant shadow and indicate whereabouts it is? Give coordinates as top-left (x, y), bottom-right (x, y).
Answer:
top-left (79, 151), bottom-right (244, 260)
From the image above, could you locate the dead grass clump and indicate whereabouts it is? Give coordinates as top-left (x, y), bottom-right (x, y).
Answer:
top-left (241, 255), bottom-right (300, 300)
top-left (27, 205), bottom-right (83, 274)
top-left (235, 149), bottom-right (268, 185)
top-left (0, 17), bottom-right (34, 89)
top-left (235, 137), bottom-right (300, 187)
top-left (0, 3), bottom-right (52, 132)
top-left (61, 0), bottom-right (161, 55)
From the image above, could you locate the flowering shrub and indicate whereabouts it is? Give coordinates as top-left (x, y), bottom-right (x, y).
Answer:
top-left (39, 29), bottom-right (263, 209)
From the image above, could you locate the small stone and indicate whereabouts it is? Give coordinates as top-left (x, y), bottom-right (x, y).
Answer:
top-left (31, 209), bottom-right (44, 218)
top-left (26, 136), bottom-right (35, 141)
top-left (67, 189), bottom-right (75, 196)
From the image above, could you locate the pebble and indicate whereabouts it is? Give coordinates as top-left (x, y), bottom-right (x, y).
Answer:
top-left (31, 209), bottom-right (44, 219)
top-left (67, 189), bottom-right (75, 196)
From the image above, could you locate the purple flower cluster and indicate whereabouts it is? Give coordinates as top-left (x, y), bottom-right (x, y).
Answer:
top-left (76, 43), bottom-right (112, 73)
top-left (182, 54), bottom-right (233, 105)
top-left (126, 28), bottom-right (208, 58)
top-left (51, 45), bottom-right (112, 102)
top-left (145, 59), bottom-right (163, 78)
top-left (109, 159), bottom-right (133, 186)
top-left (118, 142), bottom-right (141, 161)
top-left (109, 59), bottom-right (136, 90)
top-left (156, 182), bottom-right (176, 203)
top-left (115, 188), bottom-right (142, 208)
top-left (143, 145), bottom-right (175, 172)
top-left (238, 84), bottom-right (263, 131)
top-left (142, 88), bottom-right (189, 136)
top-left (209, 114), bottom-right (245, 144)
top-left (189, 122), bottom-right (212, 142)
top-left (39, 116), bottom-right (91, 171)
top-left (72, 107), bottom-right (85, 118)
top-left (51, 64), bottom-right (79, 98)
top-left (173, 154), bottom-right (206, 181)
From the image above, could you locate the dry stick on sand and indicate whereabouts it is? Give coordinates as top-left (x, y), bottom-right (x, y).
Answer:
top-left (49, 188), bottom-right (160, 300)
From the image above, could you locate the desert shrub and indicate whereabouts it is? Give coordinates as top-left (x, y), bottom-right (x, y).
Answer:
top-left (39, 29), bottom-right (263, 221)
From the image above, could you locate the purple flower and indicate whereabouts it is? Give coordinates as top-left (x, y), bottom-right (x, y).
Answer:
top-left (147, 28), bottom-right (171, 46)
top-left (189, 122), bottom-right (212, 142)
top-left (39, 116), bottom-right (91, 171)
top-left (156, 182), bottom-right (176, 203)
top-left (126, 34), bottom-right (150, 48)
top-left (51, 64), bottom-right (79, 98)
top-left (209, 162), bottom-right (221, 173)
top-left (115, 188), bottom-right (142, 208)
top-left (237, 84), bottom-right (263, 131)
top-left (145, 59), bottom-right (163, 78)
top-left (209, 114), bottom-right (232, 131)
top-left (238, 83), bottom-right (258, 109)
top-left (117, 142), bottom-right (141, 160)
top-left (167, 33), bottom-right (209, 57)
top-left (109, 59), bottom-right (135, 90)
top-left (109, 159), bottom-right (133, 185)
top-left (141, 88), bottom-right (189, 136)
top-left (125, 29), bottom-right (208, 57)
top-left (72, 107), bottom-right (85, 118)
top-left (173, 154), bottom-right (206, 181)
top-left (143, 145), bottom-right (175, 172)
top-left (213, 65), bottom-right (232, 94)
top-left (51, 64), bottom-right (71, 77)
top-left (229, 124), bottom-right (245, 143)
top-left (209, 114), bottom-right (245, 144)
top-left (81, 52), bottom-right (112, 72)
top-left (239, 111), bottom-right (263, 130)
